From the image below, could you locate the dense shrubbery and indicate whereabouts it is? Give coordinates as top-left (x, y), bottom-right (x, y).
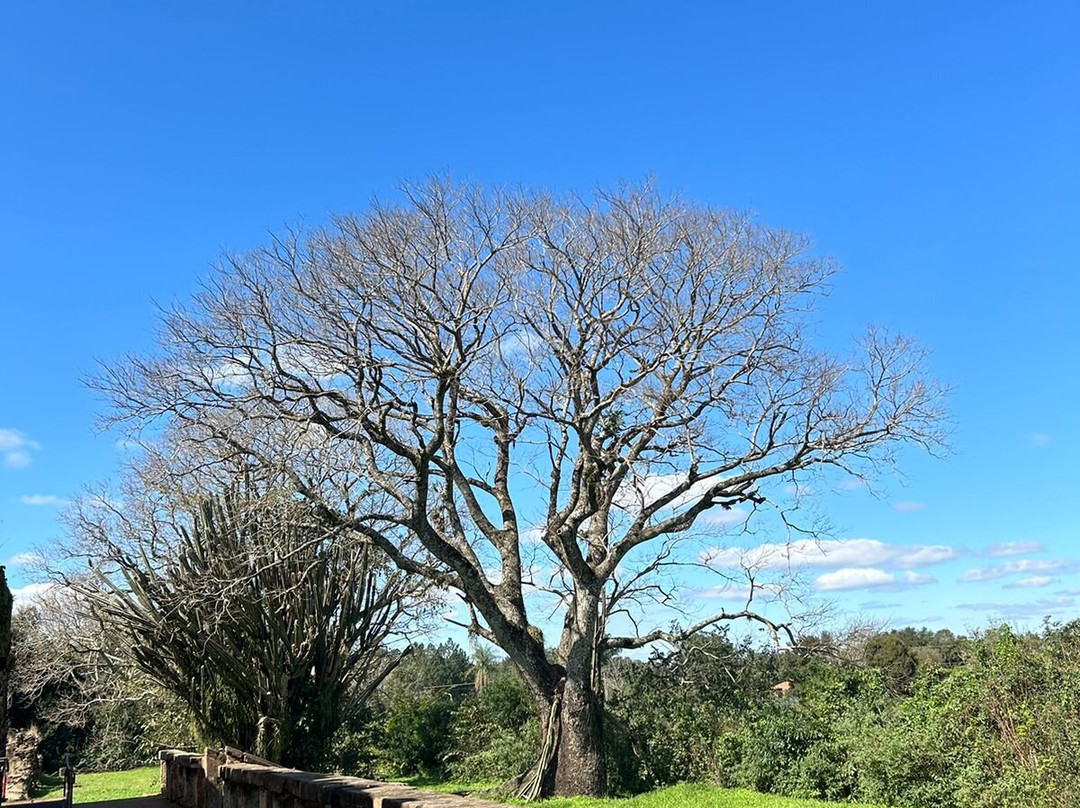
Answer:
top-left (323, 640), bottom-right (537, 783)
top-left (603, 621), bottom-right (1080, 808)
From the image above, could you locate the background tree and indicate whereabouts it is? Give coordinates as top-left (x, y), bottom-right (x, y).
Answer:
top-left (96, 179), bottom-right (944, 796)
top-left (61, 481), bottom-right (426, 768)
top-left (863, 634), bottom-right (918, 695)
top-left (10, 588), bottom-right (197, 771)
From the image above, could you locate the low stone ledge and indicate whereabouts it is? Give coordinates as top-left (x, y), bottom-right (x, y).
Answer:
top-left (160, 750), bottom-right (510, 808)
top-left (219, 764), bottom-right (510, 808)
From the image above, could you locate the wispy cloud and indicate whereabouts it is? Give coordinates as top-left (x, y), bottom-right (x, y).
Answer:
top-left (814, 567), bottom-right (935, 592)
top-left (983, 541), bottom-right (1044, 558)
top-left (1004, 575), bottom-right (1055, 589)
top-left (0, 429), bottom-right (40, 469)
top-left (893, 501), bottom-right (925, 512)
top-left (1031, 433), bottom-right (1050, 447)
top-left (7, 552), bottom-right (41, 566)
top-left (960, 559), bottom-right (1078, 583)
top-left (958, 595), bottom-right (1076, 619)
top-left (860, 600), bottom-right (903, 610)
top-left (903, 570), bottom-right (936, 585)
top-left (19, 494), bottom-right (67, 507)
top-left (837, 478), bottom-right (869, 491)
top-left (698, 582), bottom-right (785, 602)
top-left (702, 538), bottom-right (959, 571)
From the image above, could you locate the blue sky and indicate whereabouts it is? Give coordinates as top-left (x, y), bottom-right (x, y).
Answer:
top-left (1, 1), bottom-right (1078, 634)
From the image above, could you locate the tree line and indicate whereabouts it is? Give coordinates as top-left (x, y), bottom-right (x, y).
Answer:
top-left (13, 593), bottom-right (1080, 808)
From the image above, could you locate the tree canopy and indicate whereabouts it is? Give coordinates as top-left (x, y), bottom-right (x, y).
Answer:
top-left (96, 179), bottom-right (944, 796)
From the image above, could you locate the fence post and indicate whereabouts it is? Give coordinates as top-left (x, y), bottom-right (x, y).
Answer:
top-left (63, 754), bottom-right (75, 808)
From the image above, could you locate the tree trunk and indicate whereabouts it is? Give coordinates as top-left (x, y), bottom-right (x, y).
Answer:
top-left (515, 592), bottom-right (607, 799)
top-left (552, 661), bottom-right (606, 796)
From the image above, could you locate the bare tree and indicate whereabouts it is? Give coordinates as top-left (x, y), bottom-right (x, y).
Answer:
top-left (10, 588), bottom-right (197, 769)
top-left (95, 180), bottom-right (944, 796)
top-left (60, 480), bottom-right (426, 768)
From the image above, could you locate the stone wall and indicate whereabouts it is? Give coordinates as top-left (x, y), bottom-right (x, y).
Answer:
top-left (159, 749), bottom-right (511, 808)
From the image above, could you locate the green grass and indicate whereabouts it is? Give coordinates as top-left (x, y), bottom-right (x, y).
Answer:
top-left (408, 779), bottom-right (885, 808)
top-left (505, 784), bottom-right (887, 808)
top-left (32, 766), bottom-right (160, 804)
top-left (33, 770), bottom-right (885, 808)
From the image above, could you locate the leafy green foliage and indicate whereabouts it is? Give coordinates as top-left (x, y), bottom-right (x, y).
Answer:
top-left (368, 641), bottom-right (473, 778)
top-left (19, 616), bottom-right (1080, 808)
top-left (449, 669), bottom-right (538, 782)
top-left (379, 693), bottom-right (457, 777)
top-left (862, 634), bottom-right (918, 695)
top-left (600, 622), bottom-right (1080, 806)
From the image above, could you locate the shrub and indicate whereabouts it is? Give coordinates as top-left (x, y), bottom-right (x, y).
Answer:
top-left (377, 693), bottom-right (456, 777)
top-left (448, 672), bottom-right (537, 783)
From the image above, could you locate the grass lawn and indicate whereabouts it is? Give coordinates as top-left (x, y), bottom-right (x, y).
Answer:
top-left (412, 779), bottom-right (886, 808)
top-left (501, 784), bottom-right (887, 807)
top-left (33, 769), bottom-right (886, 808)
top-left (32, 766), bottom-right (160, 804)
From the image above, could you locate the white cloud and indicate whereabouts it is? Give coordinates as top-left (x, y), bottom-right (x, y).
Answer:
top-left (10, 582), bottom-right (52, 606)
top-left (960, 559), bottom-right (1077, 583)
top-left (499, 329), bottom-right (544, 357)
top-left (958, 595), bottom-right (1076, 619)
top-left (615, 472), bottom-right (710, 511)
top-left (815, 568), bottom-right (896, 591)
top-left (983, 541), bottom-right (1044, 558)
top-left (1005, 575), bottom-right (1055, 589)
top-left (0, 429), bottom-right (40, 469)
top-left (615, 472), bottom-right (749, 526)
top-left (903, 570), bottom-right (936, 585)
top-left (893, 501), bottom-right (925, 512)
top-left (698, 507), bottom-right (750, 528)
top-left (698, 582), bottom-right (785, 602)
top-left (7, 552), bottom-right (41, 566)
top-left (1031, 433), bottom-right (1050, 447)
top-left (701, 538), bottom-right (959, 572)
top-left (813, 567), bottom-right (936, 592)
top-left (19, 494), bottom-right (67, 507)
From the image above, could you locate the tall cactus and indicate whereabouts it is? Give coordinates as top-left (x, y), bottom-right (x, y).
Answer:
top-left (78, 487), bottom-right (421, 768)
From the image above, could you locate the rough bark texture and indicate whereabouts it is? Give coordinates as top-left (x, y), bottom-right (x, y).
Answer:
top-left (554, 673), bottom-right (606, 796)
top-left (554, 596), bottom-right (606, 797)
top-left (6, 726), bottom-right (41, 801)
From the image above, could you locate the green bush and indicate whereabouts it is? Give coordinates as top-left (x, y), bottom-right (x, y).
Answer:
top-left (378, 693), bottom-right (457, 777)
top-left (326, 715), bottom-right (381, 777)
top-left (449, 672), bottom-right (538, 782)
